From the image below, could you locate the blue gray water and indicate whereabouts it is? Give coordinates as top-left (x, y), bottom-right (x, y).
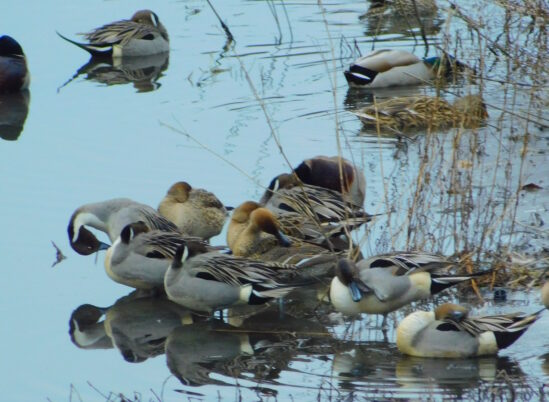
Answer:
top-left (2, 0), bottom-right (548, 400)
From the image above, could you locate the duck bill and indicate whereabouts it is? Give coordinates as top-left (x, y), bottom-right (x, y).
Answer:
top-left (98, 241), bottom-right (110, 251)
top-left (275, 231), bottom-right (292, 247)
top-left (349, 282), bottom-right (362, 302)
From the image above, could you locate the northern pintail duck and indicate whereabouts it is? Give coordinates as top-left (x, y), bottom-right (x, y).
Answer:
top-left (104, 222), bottom-right (209, 290)
top-left (355, 95), bottom-right (488, 132)
top-left (69, 304), bottom-right (112, 350)
top-left (261, 173), bottom-right (372, 230)
top-left (0, 35), bottom-right (30, 93)
top-left (344, 49), bottom-right (464, 88)
top-left (68, 198), bottom-right (178, 255)
top-left (228, 202), bottom-right (349, 278)
top-left (260, 156), bottom-right (366, 207)
top-left (164, 243), bottom-right (300, 313)
top-left (158, 181), bottom-right (229, 241)
top-left (397, 303), bottom-right (543, 357)
top-left (229, 201), bottom-right (355, 253)
top-left (330, 253), bottom-right (491, 328)
top-left (58, 10), bottom-right (169, 58)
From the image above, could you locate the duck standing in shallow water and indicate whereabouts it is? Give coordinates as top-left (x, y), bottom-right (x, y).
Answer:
top-left (0, 35), bottom-right (30, 93)
top-left (164, 243), bottom-right (301, 313)
top-left (355, 94), bottom-right (488, 133)
top-left (330, 254), bottom-right (492, 328)
top-left (158, 181), bottom-right (229, 241)
top-left (344, 49), bottom-right (464, 88)
top-left (397, 303), bottom-right (543, 357)
top-left (58, 10), bottom-right (169, 58)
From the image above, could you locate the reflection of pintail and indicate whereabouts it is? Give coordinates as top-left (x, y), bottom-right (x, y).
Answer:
top-left (397, 303), bottom-right (543, 357)
top-left (0, 90), bottom-right (30, 141)
top-left (0, 35), bottom-right (30, 93)
top-left (57, 10), bottom-right (169, 58)
top-left (69, 304), bottom-right (112, 350)
top-left (330, 253), bottom-right (492, 329)
top-left (69, 293), bottom-right (198, 362)
top-left (57, 52), bottom-right (169, 93)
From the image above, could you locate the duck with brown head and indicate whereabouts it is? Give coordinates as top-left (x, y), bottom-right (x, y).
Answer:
top-left (158, 181), bottom-right (229, 241)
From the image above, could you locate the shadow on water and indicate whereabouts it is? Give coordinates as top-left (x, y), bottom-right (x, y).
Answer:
top-left (0, 90), bottom-right (30, 141)
top-left (58, 52), bottom-right (170, 93)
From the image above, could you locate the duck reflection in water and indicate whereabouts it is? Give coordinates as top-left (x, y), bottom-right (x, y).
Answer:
top-left (0, 90), bottom-right (30, 141)
top-left (69, 292), bottom-right (198, 362)
top-left (59, 52), bottom-right (169, 93)
top-left (166, 308), bottom-right (333, 387)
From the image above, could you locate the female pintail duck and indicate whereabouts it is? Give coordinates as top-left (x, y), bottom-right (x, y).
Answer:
top-left (158, 181), bottom-right (229, 241)
top-left (68, 198), bottom-right (178, 255)
top-left (261, 173), bottom-right (372, 229)
top-left (0, 35), bottom-right (30, 93)
top-left (260, 156), bottom-right (366, 207)
top-left (397, 303), bottom-right (543, 358)
top-left (57, 10), bottom-right (169, 58)
top-left (344, 49), bottom-right (464, 88)
top-left (355, 94), bottom-right (488, 132)
top-left (330, 253), bottom-right (491, 328)
top-left (104, 222), bottom-right (209, 290)
top-left (164, 243), bottom-right (300, 313)
top-left (228, 201), bottom-right (355, 253)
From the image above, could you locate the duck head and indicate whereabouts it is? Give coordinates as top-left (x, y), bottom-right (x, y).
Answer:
top-left (68, 212), bottom-right (110, 255)
top-left (165, 181), bottom-right (192, 203)
top-left (259, 173), bottom-right (300, 204)
top-left (294, 156), bottom-right (354, 194)
top-left (434, 303), bottom-right (469, 322)
top-left (250, 208), bottom-right (292, 247)
top-left (0, 35), bottom-right (25, 58)
top-left (119, 221), bottom-right (149, 245)
top-left (335, 258), bottom-right (362, 302)
top-left (230, 201), bottom-right (261, 224)
top-left (131, 10), bottom-right (169, 41)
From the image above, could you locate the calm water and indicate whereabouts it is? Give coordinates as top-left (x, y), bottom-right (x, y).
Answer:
top-left (2, 0), bottom-right (548, 400)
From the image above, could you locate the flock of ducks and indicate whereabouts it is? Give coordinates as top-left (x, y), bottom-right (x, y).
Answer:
top-left (1, 8), bottom-right (542, 366)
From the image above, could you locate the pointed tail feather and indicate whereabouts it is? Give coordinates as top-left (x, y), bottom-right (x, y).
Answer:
top-left (56, 31), bottom-right (112, 58)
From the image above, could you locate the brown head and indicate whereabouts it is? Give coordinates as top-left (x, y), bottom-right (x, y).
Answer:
top-left (259, 173), bottom-right (300, 204)
top-left (335, 258), bottom-right (358, 286)
top-left (294, 156), bottom-right (354, 194)
top-left (250, 208), bottom-right (291, 247)
top-left (166, 181), bottom-right (192, 203)
top-left (130, 10), bottom-right (168, 40)
top-left (434, 303), bottom-right (469, 321)
top-left (231, 201), bottom-right (261, 224)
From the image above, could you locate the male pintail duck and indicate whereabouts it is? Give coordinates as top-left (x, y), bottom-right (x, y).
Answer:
top-left (164, 243), bottom-right (300, 313)
top-left (69, 304), bottom-right (112, 350)
top-left (344, 49), bottom-right (465, 88)
top-left (104, 222), bottom-right (209, 290)
top-left (0, 35), bottom-right (30, 93)
top-left (158, 181), bottom-right (229, 241)
top-left (355, 94), bottom-right (488, 132)
top-left (330, 253), bottom-right (491, 328)
top-left (228, 202), bottom-right (350, 278)
top-left (58, 10), bottom-right (169, 58)
top-left (260, 156), bottom-right (366, 207)
top-left (229, 201), bottom-right (355, 253)
top-left (397, 303), bottom-right (543, 357)
top-left (68, 198), bottom-right (178, 255)
top-left (261, 173), bottom-right (372, 229)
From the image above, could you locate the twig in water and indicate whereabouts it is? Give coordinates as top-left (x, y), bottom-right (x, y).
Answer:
top-left (206, 0), bottom-right (234, 43)
top-left (51, 240), bottom-right (67, 268)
